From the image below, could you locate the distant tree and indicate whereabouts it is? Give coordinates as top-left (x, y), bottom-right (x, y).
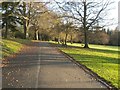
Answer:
top-left (96, 31), bottom-right (109, 45)
top-left (37, 10), bottom-right (58, 40)
top-left (109, 30), bottom-right (120, 46)
top-left (69, 26), bottom-right (78, 44)
top-left (53, 22), bottom-right (64, 44)
top-left (106, 28), bottom-right (111, 35)
top-left (63, 22), bottom-right (73, 46)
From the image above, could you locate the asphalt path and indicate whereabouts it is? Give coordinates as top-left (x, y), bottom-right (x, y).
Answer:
top-left (2, 41), bottom-right (106, 88)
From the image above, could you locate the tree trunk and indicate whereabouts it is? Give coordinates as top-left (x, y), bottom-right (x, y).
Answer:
top-left (84, 28), bottom-right (89, 48)
top-left (38, 31), bottom-right (40, 40)
top-left (64, 33), bottom-right (68, 46)
top-left (83, 1), bottom-right (89, 48)
top-left (70, 35), bottom-right (73, 44)
top-left (36, 31), bottom-right (38, 40)
top-left (26, 20), bottom-right (29, 38)
top-left (23, 20), bottom-right (29, 39)
top-left (23, 2), bottom-right (27, 39)
top-left (58, 35), bottom-right (60, 44)
top-left (4, 21), bottom-right (8, 38)
top-left (23, 20), bottom-right (27, 39)
top-left (26, 3), bottom-right (31, 39)
top-left (34, 30), bottom-right (37, 40)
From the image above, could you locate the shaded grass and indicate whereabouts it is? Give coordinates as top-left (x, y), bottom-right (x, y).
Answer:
top-left (50, 41), bottom-right (119, 88)
top-left (1, 38), bottom-right (32, 59)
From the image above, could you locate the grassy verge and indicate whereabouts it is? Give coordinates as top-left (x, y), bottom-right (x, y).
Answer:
top-left (1, 38), bottom-right (32, 59)
top-left (50, 41), bottom-right (119, 88)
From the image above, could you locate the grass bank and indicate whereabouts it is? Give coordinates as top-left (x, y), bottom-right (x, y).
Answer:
top-left (1, 38), bottom-right (32, 59)
top-left (50, 41), bottom-right (119, 88)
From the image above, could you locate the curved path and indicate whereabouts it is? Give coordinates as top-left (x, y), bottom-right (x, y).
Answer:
top-left (2, 41), bottom-right (106, 88)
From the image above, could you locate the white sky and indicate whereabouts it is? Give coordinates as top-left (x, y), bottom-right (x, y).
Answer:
top-left (109, 0), bottom-right (119, 29)
top-left (44, 0), bottom-right (120, 30)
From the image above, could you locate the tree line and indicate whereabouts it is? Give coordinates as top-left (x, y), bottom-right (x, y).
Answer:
top-left (1, 1), bottom-right (120, 48)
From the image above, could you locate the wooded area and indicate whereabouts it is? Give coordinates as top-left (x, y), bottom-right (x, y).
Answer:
top-left (1, 1), bottom-right (120, 48)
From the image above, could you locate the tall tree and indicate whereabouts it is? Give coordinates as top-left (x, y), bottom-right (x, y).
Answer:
top-left (55, 0), bottom-right (113, 48)
top-left (2, 2), bottom-right (19, 38)
top-left (16, 2), bottom-right (32, 39)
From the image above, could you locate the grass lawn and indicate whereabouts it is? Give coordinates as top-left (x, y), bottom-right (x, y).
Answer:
top-left (0, 38), bottom-right (32, 59)
top-left (67, 43), bottom-right (119, 51)
top-left (50, 41), bottom-right (119, 88)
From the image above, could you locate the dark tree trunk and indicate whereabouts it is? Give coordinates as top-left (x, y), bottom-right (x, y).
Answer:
top-left (83, 1), bottom-right (89, 48)
top-left (34, 30), bottom-right (37, 40)
top-left (64, 33), bottom-right (68, 46)
top-left (23, 21), bottom-right (27, 39)
top-left (38, 31), bottom-right (40, 40)
top-left (4, 21), bottom-right (8, 38)
top-left (84, 28), bottom-right (89, 48)
top-left (23, 2), bottom-right (28, 39)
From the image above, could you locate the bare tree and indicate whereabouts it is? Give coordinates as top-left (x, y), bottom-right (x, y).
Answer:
top-left (54, 0), bottom-right (113, 48)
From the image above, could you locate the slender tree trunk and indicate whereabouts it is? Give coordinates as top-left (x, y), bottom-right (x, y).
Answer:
top-left (34, 30), bottom-right (37, 40)
top-left (23, 20), bottom-right (29, 39)
top-left (70, 35), bottom-right (73, 44)
top-left (23, 2), bottom-right (28, 39)
top-left (84, 28), bottom-right (89, 48)
top-left (83, 1), bottom-right (89, 48)
top-left (58, 34), bottom-right (60, 44)
top-left (38, 31), bottom-right (40, 40)
top-left (26, 3), bottom-right (31, 39)
top-left (64, 33), bottom-right (68, 46)
top-left (34, 30), bottom-right (39, 40)
top-left (4, 21), bottom-right (8, 38)
top-left (36, 30), bottom-right (38, 40)
top-left (25, 19), bottom-right (29, 39)
top-left (23, 20), bottom-right (27, 39)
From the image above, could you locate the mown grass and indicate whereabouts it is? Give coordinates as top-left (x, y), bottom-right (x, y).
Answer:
top-left (50, 41), bottom-right (119, 88)
top-left (67, 43), bottom-right (119, 51)
top-left (0, 38), bottom-right (32, 59)
top-left (50, 41), bottom-right (119, 51)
